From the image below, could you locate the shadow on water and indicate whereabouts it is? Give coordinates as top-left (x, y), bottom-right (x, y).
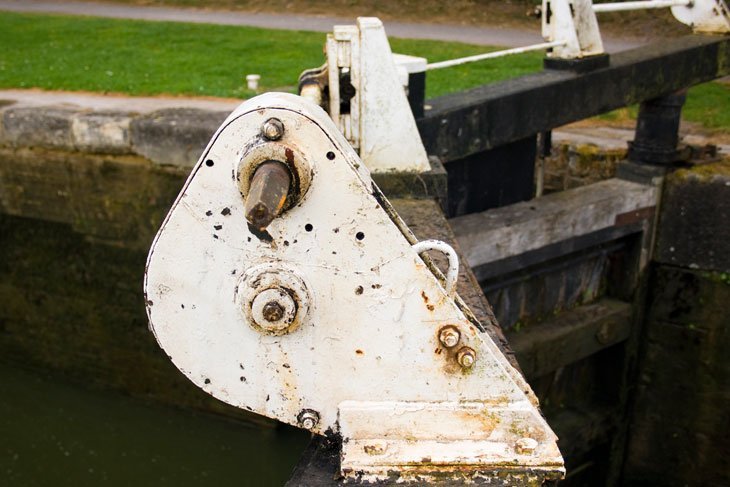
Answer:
top-left (0, 362), bottom-right (310, 486)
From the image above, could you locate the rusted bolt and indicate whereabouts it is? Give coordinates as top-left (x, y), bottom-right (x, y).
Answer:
top-left (515, 437), bottom-right (538, 455)
top-left (297, 410), bottom-right (319, 430)
top-left (438, 325), bottom-right (461, 348)
top-left (595, 323), bottom-right (612, 345)
top-left (261, 117), bottom-right (284, 140)
top-left (457, 346), bottom-right (476, 368)
top-left (251, 288), bottom-right (296, 333)
top-left (262, 301), bottom-right (284, 322)
top-left (244, 160), bottom-right (292, 231)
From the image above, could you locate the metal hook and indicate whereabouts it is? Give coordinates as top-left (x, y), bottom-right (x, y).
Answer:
top-left (411, 239), bottom-right (459, 298)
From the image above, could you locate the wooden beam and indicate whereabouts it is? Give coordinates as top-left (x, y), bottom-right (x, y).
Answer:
top-left (507, 299), bottom-right (632, 379)
top-left (449, 178), bottom-right (657, 270)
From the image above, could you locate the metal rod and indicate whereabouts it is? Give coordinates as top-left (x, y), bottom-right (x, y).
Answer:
top-left (244, 160), bottom-right (291, 231)
top-left (425, 40), bottom-right (567, 71)
top-left (593, 0), bottom-right (691, 13)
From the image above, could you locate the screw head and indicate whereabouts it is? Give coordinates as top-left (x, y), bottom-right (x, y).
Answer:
top-left (297, 410), bottom-right (319, 430)
top-left (262, 301), bottom-right (284, 322)
top-left (438, 325), bottom-right (461, 348)
top-left (261, 117), bottom-right (284, 140)
top-left (457, 346), bottom-right (476, 368)
top-left (515, 437), bottom-right (538, 455)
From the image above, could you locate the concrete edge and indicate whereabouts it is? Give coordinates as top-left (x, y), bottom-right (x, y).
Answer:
top-left (0, 103), bottom-right (229, 167)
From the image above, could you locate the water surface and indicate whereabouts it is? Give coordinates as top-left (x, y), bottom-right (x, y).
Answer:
top-left (0, 363), bottom-right (310, 486)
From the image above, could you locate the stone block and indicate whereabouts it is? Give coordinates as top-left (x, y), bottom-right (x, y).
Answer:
top-left (625, 266), bottom-right (730, 486)
top-left (72, 111), bottom-right (132, 154)
top-left (655, 161), bottom-right (730, 273)
top-left (130, 108), bottom-right (227, 167)
top-left (1, 107), bottom-right (76, 150)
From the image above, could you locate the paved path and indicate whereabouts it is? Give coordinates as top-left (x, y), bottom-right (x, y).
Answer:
top-left (0, 89), bottom-right (240, 113)
top-left (0, 0), bottom-right (642, 52)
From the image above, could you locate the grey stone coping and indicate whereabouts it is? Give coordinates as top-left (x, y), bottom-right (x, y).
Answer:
top-left (0, 102), bottom-right (228, 167)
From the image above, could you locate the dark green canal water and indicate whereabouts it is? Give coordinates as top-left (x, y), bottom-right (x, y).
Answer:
top-left (0, 363), bottom-right (310, 486)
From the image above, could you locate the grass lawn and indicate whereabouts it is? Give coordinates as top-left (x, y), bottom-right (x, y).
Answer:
top-left (0, 11), bottom-right (727, 130)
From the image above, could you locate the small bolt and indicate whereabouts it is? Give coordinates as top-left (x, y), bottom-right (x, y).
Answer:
top-left (298, 410), bottom-right (319, 430)
top-left (439, 325), bottom-right (461, 348)
top-left (262, 301), bottom-right (284, 322)
top-left (515, 437), bottom-right (538, 455)
top-left (457, 347), bottom-right (476, 368)
top-left (595, 323), bottom-right (612, 345)
top-left (261, 118), bottom-right (285, 140)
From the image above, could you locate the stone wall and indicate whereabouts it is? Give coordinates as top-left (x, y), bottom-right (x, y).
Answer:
top-left (624, 161), bottom-right (730, 486)
top-left (543, 143), bottom-right (625, 193)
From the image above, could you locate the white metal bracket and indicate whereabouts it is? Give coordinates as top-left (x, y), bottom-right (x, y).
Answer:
top-left (671, 0), bottom-right (730, 33)
top-left (304, 17), bottom-right (430, 173)
top-left (542, 0), bottom-right (605, 59)
top-left (144, 92), bottom-right (564, 483)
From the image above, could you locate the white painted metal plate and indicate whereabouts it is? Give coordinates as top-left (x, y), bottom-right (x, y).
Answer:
top-left (145, 92), bottom-right (563, 481)
top-left (672, 0), bottom-right (730, 33)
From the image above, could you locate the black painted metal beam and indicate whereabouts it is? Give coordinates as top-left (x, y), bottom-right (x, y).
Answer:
top-left (417, 35), bottom-right (730, 163)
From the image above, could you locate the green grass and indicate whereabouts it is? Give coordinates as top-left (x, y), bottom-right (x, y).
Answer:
top-left (0, 11), bottom-right (727, 130)
top-left (596, 81), bottom-right (730, 132)
top-left (0, 11), bottom-right (542, 99)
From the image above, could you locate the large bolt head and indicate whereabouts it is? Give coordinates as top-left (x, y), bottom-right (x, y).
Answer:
top-left (438, 325), bottom-right (461, 348)
top-left (261, 117), bottom-right (285, 140)
top-left (457, 346), bottom-right (476, 368)
top-left (251, 287), bottom-right (296, 333)
top-left (297, 410), bottom-right (319, 431)
top-left (238, 264), bottom-right (311, 336)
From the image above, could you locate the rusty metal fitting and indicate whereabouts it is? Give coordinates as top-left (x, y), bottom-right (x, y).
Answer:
top-left (438, 325), bottom-right (461, 348)
top-left (297, 409), bottom-right (320, 430)
top-left (251, 287), bottom-right (297, 333)
top-left (515, 437), bottom-right (538, 455)
top-left (456, 346), bottom-right (476, 368)
top-left (244, 160), bottom-right (292, 231)
top-left (261, 117), bottom-right (285, 140)
top-left (262, 301), bottom-right (285, 322)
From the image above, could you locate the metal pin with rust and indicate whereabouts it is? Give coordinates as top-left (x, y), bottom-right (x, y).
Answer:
top-left (244, 160), bottom-right (292, 231)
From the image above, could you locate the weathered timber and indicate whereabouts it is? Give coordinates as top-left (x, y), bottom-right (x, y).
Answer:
top-left (444, 135), bottom-right (536, 216)
top-left (549, 406), bottom-right (617, 474)
top-left (417, 35), bottom-right (730, 163)
top-left (482, 243), bottom-right (618, 330)
top-left (449, 178), bottom-right (658, 271)
top-left (506, 299), bottom-right (632, 379)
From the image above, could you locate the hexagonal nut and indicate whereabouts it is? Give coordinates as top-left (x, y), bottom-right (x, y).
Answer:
top-left (261, 117), bottom-right (284, 140)
top-left (297, 409), bottom-right (320, 430)
top-left (457, 346), bottom-right (476, 368)
top-left (237, 264), bottom-right (311, 336)
top-left (438, 325), bottom-right (461, 348)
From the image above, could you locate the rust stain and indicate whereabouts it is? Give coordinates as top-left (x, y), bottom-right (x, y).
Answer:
top-left (615, 205), bottom-right (655, 226)
top-left (285, 147), bottom-right (295, 165)
top-left (355, 349), bottom-right (364, 355)
top-left (363, 444), bottom-right (386, 456)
